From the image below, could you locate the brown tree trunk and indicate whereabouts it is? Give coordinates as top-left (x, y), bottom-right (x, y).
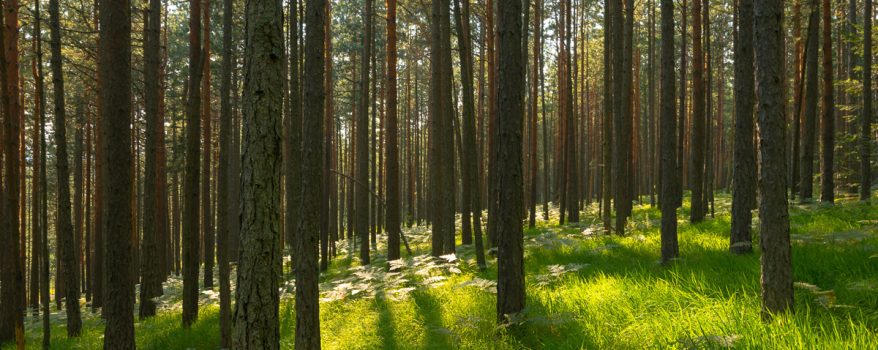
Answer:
top-left (386, 0), bottom-right (401, 261)
top-left (357, 0), bottom-right (373, 264)
top-left (800, 0), bottom-right (819, 202)
top-left (292, 0), bottom-right (326, 347)
top-left (201, 0), bottom-right (214, 289)
top-left (453, 0), bottom-right (486, 268)
top-left (49, 0), bottom-right (82, 333)
top-left (0, 0), bottom-right (24, 343)
top-left (496, 0), bottom-right (525, 324)
top-left (99, 0), bottom-right (135, 343)
top-left (659, 0), bottom-right (678, 263)
top-left (864, 0), bottom-right (873, 200)
top-left (182, 0), bottom-right (203, 328)
top-left (216, 0), bottom-right (234, 343)
top-left (690, 0), bottom-right (706, 222)
top-left (820, 0), bottom-right (834, 203)
top-left (731, 0), bottom-right (756, 254)
top-left (754, 0), bottom-right (793, 317)
top-left (139, 0), bottom-right (165, 320)
top-left (231, 0), bottom-right (284, 346)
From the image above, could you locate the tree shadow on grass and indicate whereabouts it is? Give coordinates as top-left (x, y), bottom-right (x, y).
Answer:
top-left (374, 293), bottom-right (400, 350)
top-left (410, 290), bottom-right (453, 349)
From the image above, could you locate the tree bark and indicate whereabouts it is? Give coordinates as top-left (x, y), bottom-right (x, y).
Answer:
top-left (690, 0), bottom-right (706, 222)
top-left (386, 0), bottom-right (401, 261)
top-left (660, 0), bottom-right (678, 263)
top-left (99, 0), bottom-right (135, 343)
top-left (217, 0), bottom-right (234, 343)
top-left (182, 0), bottom-right (203, 328)
top-left (820, 0), bottom-right (834, 202)
top-left (293, 0), bottom-right (326, 347)
top-left (49, 0), bottom-right (82, 334)
top-left (231, 0), bottom-right (285, 346)
top-left (731, 0), bottom-right (756, 254)
top-left (496, 0), bottom-right (525, 324)
top-left (800, 0), bottom-right (819, 202)
top-left (864, 0), bottom-right (873, 200)
top-left (140, 0), bottom-right (165, 320)
top-left (357, 0), bottom-right (373, 264)
top-left (754, 0), bottom-right (794, 317)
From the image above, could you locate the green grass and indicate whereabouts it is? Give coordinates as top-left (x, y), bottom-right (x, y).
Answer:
top-left (7, 194), bottom-right (878, 349)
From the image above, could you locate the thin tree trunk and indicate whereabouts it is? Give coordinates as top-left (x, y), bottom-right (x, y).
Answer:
top-left (800, 0), bottom-right (819, 202)
top-left (358, 0), bottom-right (373, 264)
top-left (820, 0), bottom-right (834, 202)
top-left (731, 0), bottom-right (756, 254)
top-left (496, 0), bottom-right (525, 324)
top-left (49, 0), bottom-right (82, 334)
top-left (864, 0), bottom-right (873, 200)
top-left (293, 0), bottom-right (326, 347)
top-left (182, 0), bottom-right (204, 328)
top-left (659, 0), bottom-right (678, 263)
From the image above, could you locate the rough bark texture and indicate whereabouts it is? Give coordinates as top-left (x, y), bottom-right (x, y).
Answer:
top-left (659, 0), bottom-right (678, 263)
top-left (754, 0), bottom-right (794, 317)
top-left (231, 0), bottom-right (284, 347)
top-left (820, 0), bottom-right (834, 203)
top-left (386, 0), bottom-right (401, 261)
top-left (285, 0), bottom-right (302, 269)
top-left (201, 0), bottom-right (214, 289)
top-left (731, 0), bottom-right (756, 255)
top-left (140, 0), bottom-right (164, 320)
top-left (0, 0), bottom-right (24, 343)
top-left (453, 0), bottom-right (486, 268)
top-left (99, 0), bottom-right (135, 344)
top-left (217, 0), bottom-right (234, 343)
top-left (357, 0), bottom-right (373, 264)
top-left (429, 0), bottom-right (456, 256)
top-left (182, 0), bottom-right (203, 328)
top-left (496, 0), bottom-right (525, 324)
top-left (690, 0), bottom-right (706, 222)
top-left (49, 0), bottom-right (82, 334)
top-left (800, 1), bottom-right (819, 202)
top-left (864, 0), bottom-right (873, 200)
top-left (294, 0), bottom-right (326, 348)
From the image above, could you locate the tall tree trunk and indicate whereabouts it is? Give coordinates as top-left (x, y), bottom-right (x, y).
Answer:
top-left (201, 0), bottom-right (214, 289)
top-left (659, 0), bottom-right (678, 263)
top-left (496, 0), bottom-right (525, 324)
top-left (386, 0), bottom-right (401, 261)
top-left (754, 0), bottom-right (793, 317)
top-left (28, 35), bottom-right (41, 320)
top-left (0, 0), bottom-right (24, 343)
top-left (820, 0), bottom-right (834, 202)
top-left (565, 0), bottom-right (579, 222)
top-left (285, 0), bottom-right (302, 274)
top-left (690, 0), bottom-right (705, 222)
top-left (231, 0), bottom-right (284, 346)
top-left (140, 0), bottom-right (165, 320)
top-left (800, 0), bottom-right (819, 202)
top-left (677, 0), bottom-right (687, 209)
top-left (49, 0), bottom-right (82, 334)
top-left (217, 0), bottom-right (234, 344)
top-left (453, 0), bottom-right (486, 268)
top-left (864, 0), bottom-right (873, 200)
top-left (293, 0), bottom-right (326, 347)
top-left (602, 0), bottom-right (613, 232)
top-left (731, 0), bottom-right (756, 254)
top-left (357, 0), bottom-right (372, 264)
top-left (182, 0), bottom-right (203, 328)
top-left (791, 0), bottom-right (803, 198)
top-left (99, 0), bottom-right (135, 344)
top-left (430, 0), bottom-right (456, 256)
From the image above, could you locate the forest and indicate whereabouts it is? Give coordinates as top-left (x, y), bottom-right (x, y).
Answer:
top-left (0, 0), bottom-right (876, 348)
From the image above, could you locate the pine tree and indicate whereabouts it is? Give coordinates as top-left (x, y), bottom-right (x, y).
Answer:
top-left (731, 0), bottom-right (756, 254)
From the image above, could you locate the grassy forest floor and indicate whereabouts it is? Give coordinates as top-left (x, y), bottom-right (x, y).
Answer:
top-left (8, 193), bottom-right (878, 349)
